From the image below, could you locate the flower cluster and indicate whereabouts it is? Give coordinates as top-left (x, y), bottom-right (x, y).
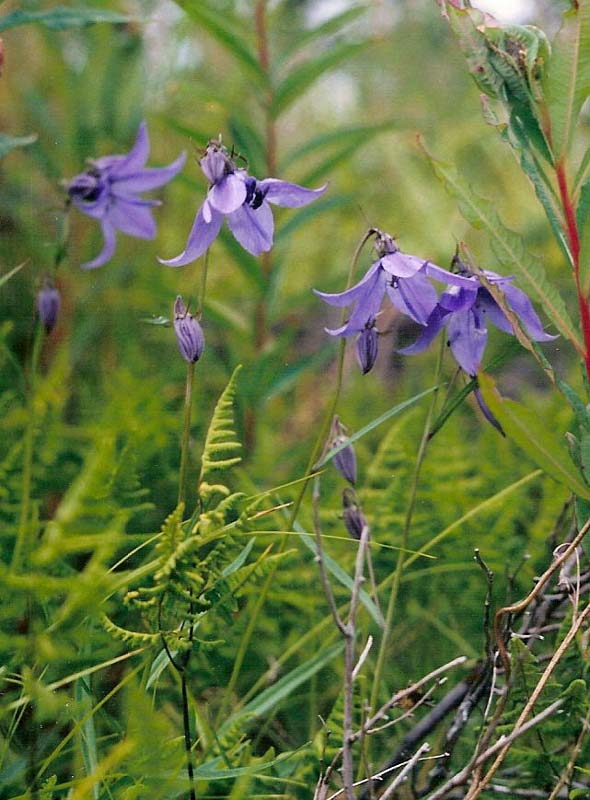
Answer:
top-left (315, 232), bottom-right (555, 380)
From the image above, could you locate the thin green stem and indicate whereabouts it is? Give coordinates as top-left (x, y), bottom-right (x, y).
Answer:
top-left (215, 229), bottom-right (375, 725)
top-left (196, 248), bottom-right (210, 318)
top-left (11, 324), bottom-right (44, 573)
top-left (178, 362), bottom-right (196, 508)
top-left (369, 335), bottom-right (445, 713)
top-left (181, 671), bottom-right (197, 800)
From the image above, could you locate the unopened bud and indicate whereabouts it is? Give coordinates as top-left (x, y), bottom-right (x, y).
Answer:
top-left (173, 296), bottom-right (204, 363)
top-left (329, 415), bottom-right (357, 485)
top-left (37, 283), bottom-right (60, 333)
top-left (342, 488), bottom-right (368, 540)
top-left (356, 325), bottom-right (378, 374)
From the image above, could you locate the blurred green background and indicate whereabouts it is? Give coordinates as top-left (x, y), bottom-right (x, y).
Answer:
top-left (1, 0), bottom-right (586, 790)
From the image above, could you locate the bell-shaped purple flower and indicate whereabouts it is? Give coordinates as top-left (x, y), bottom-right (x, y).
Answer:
top-left (400, 256), bottom-right (557, 376)
top-left (37, 282), bottom-right (60, 333)
top-left (159, 141), bottom-right (327, 265)
top-left (67, 122), bottom-right (186, 269)
top-left (173, 296), bottom-right (204, 364)
top-left (314, 230), bottom-right (474, 374)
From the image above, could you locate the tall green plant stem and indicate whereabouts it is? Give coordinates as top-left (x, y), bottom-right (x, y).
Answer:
top-left (178, 362), bottom-right (196, 508)
top-left (369, 336), bottom-right (445, 713)
top-left (11, 325), bottom-right (43, 573)
top-left (216, 230), bottom-right (374, 724)
top-left (555, 160), bottom-right (590, 382)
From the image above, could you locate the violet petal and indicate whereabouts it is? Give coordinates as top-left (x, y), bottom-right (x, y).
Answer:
top-left (227, 201), bottom-right (274, 255)
top-left (257, 178), bottom-right (327, 208)
top-left (159, 203), bottom-right (223, 267)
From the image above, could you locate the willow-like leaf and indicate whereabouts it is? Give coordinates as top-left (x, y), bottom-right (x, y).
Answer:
top-left (172, 1), bottom-right (266, 87)
top-left (478, 373), bottom-right (590, 498)
top-left (278, 4), bottom-right (368, 63)
top-left (544, 1), bottom-right (590, 161)
top-left (271, 40), bottom-right (370, 118)
top-left (0, 7), bottom-right (131, 31)
top-left (422, 143), bottom-right (583, 354)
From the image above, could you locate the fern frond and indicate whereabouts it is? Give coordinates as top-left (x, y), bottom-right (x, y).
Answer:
top-left (199, 366), bottom-right (242, 487)
top-left (101, 614), bottom-right (161, 648)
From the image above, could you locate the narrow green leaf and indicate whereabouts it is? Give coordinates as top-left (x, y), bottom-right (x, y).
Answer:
top-left (545, 1), bottom-right (590, 160)
top-left (272, 40), bottom-right (370, 118)
top-left (0, 133), bottom-right (37, 159)
top-left (74, 680), bottom-right (99, 800)
top-left (276, 194), bottom-right (353, 241)
top-left (0, 7), bottom-right (131, 32)
top-left (192, 746), bottom-right (305, 780)
top-left (315, 386), bottom-right (439, 469)
top-left (146, 648), bottom-right (178, 690)
top-left (172, 1), bottom-right (266, 86)
top-left (295, 523), bottom-right (383, 627)
top-left (279, 5), bottom-right (368, 63)
top-left (282, 119), bottom-right (405, 171)
top-left (422, 143), bottom-right (583, 354)
top-left (0, 261), bottom-right (27, 289)
top-left (220, 641), bottom-right (344, 735)
top-left (478, 373), bottom-right (590, 498)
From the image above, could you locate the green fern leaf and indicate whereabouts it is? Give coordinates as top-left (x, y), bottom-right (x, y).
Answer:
top-left (199, 366), bottom-right (242, 486)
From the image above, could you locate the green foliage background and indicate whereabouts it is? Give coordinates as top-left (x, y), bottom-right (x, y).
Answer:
top-left (1, 0), bottom-right (589, 797)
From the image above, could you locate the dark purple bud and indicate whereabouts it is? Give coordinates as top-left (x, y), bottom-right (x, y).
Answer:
top-left (329, 415), bottom-right (357, 485)
top-left (342, 488), bottom-right (368, 540)
top-left (356, 325), bottom-right (378, 374)
top-left (173, 296), bottom-right (204, 364)
top-left (37, 284), bottom-right (60, 333)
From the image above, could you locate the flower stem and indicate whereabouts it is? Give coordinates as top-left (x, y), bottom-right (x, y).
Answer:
top-left (369, 335), bottom-right (445, 714)
top-left (181, 670), bottom-right (197, 800)
top-left (178, 362), bottom-right (196, 508)
top-left (556, 160), bottom-right (590, 382)
top-left (216, 229), bottom-right (374, 724)
top-left (11, 324), bottom-right (43, 573)
top-left (196, 248), bottom-right (210, 318)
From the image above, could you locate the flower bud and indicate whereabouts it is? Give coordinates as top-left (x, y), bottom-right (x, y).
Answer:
top-left (329, 415), bottom-right (357, 485)
top-left (342, 488), bottom-right (368, 540)
top-left (173, 296), bottom-right (204, 363)
top-left (356, 325), bottom-right (378, 374)
top-left (37, 283), bottom-right (60, 333)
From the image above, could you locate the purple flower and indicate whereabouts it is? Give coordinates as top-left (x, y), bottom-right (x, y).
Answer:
top-left (400, 257), bottom-right (557, 376)
top-left (159, 141), bottom-right (327, 265)
top-left (37, 282), bottom-right (60, 333)
top-left (173, 296), bottom-right (205, 364)
top-left (314, 230), bottom-right (473, 373)
top-left (67, 122), bottom-right (186, 269)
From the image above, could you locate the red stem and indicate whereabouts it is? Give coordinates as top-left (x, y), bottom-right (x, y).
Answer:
top-left (556, 160), bottom-right (590, 382)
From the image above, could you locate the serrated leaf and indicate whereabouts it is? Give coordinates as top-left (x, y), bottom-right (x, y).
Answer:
top-left (545, 1), bottom-right (590, 160)
top-left (0, 133), bottom-right (37, 159)
top-left (478, 373), bottom-right (590, 498)
top-left (271, 40), bottom-right (370, 118)
top-left (0, 7), bottom-right (131, 32)
top-left (422, 143), bottom-right (583, 354)
top-left (171, 1), bottom-right (266, 86)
